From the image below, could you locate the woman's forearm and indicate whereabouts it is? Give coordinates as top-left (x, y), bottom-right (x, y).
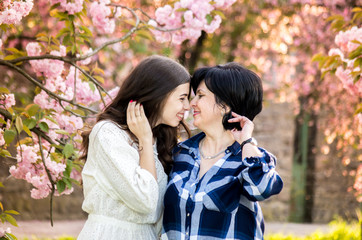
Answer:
top-left (138, 139), bottom-right (157, 180)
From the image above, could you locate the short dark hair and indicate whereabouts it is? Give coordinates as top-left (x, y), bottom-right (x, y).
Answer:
top-left (191, 62), bottom-right (263, 121)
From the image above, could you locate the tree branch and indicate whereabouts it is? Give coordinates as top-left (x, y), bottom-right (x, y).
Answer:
top-left (0, 108), bottom-right (65, 148)
top-left (0, 59), bottom-right (98, 114)
top-left (37, 134), bottom-right (55, 227)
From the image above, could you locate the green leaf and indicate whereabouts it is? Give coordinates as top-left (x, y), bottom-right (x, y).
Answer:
top-left (15, 116), bottom-right (23, 133)
top-left (124, 19), bottom-right (136, 26)
top-left (206, 14), bottom-right (213, 25)
top-left (213, 10), bottom-right (226, 20)
top-left (5, 47), bottom-right (23, 55)
top-left (311, 53), bottom-right (326, 63)
top-left (56, 180), bottom-right (66, 194)
top-left (0, 117), bottom-right (6, 124)
top-left (63, 143), bottom-right (74, 159)
top-left (88, 81), bottom-right (96, 92)
top-left (0, 87), bottom-right (10, 94)
top-left (348, 45), bottom-right (362, 59)
top-left (136, 29), bottom-right (154, 40)
top-left (326, 15), bottom-right (344, 22)
top-left (79, 26), bottom-right (93, 37)
top-left (71, 44), bottom-right (77, 55)
top-left (72, 108), bottom-right (85, 116)
top-left (0, 201), bottom-right (3, 211)
top-left (39, 122), bottom-right (49, 133)
top-left (25, 104), bottom-right (40, 117)
top-left (36, 36), bottom-right (49, 42)
top-left (3, 55), bottom-right (18, 61)
top-left (22, 125), bottom-right (32, 137)
top-left (5, 214), bottom-right (18, 227)
top-left (0, 149), bottom-right (11, 157)
top-left (44, 116), bottom-right (57, 124)
top-left (175, 7), bottom-right (188, 12)
top-left (63, 178), bottom-right (72, 189)
top-left (4, 129), bottom-right (16, 144)
top-left (55, 129), bottom-right (70, 135)
top-left (94, 75), bottom-right (104, 84)
top-left (23, 118), bottom-right (37, 129)
top-left (56, 28), bottom-right (71, 38)
top-left (92, 67), bottom-right (104, 75)
top-left (0, 182), bottom-right (4, 188)
top-left (4, 210), bottom-right (20, 215)
top-left (5, 233), bottom-right (17, 240)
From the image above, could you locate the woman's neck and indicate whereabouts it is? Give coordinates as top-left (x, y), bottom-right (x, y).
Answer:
top-left (202, 128), bottom-right (234, 154)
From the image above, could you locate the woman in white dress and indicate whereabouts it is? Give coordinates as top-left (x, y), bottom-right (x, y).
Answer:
top-left (77, 55), bottom-right (191, 240)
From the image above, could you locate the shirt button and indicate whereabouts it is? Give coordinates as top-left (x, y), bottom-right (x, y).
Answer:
top-left (187, 213), bottom-right (190, 217)
top-left (190, 195), bottom-right (193, 199)
top-left (186, 232), bottom-right (189, 235)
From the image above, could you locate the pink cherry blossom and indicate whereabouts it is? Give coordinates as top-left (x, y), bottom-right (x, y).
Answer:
top-left (99, 86), bottom-right (120, 109)
top-left (65, 67), bottom-right (101, 105)
top-left (49, 0), bottom-right (84, 14)
top-left (335, 26), bottom-right (362, 53)
top-left (55, 113), bottom-right (84, 133)
top-left (0, 93), bottom-right (16, 109)
top-left (88, 1), bottom-right (115, 34)
top-left (151, 0), bottom-right (236, 44)
top-left (26, 42), bottom-right (66, 79)
top-left (0, 227), bottom-right (11, 238)
top-left (328, 48), bottom-right (344, 59)
top-left (9, 141), bottom-right (72, 199)
top-left (0, 0), bottom-right (33, 25)
top-left (0, 129), bottom-right (5, 146)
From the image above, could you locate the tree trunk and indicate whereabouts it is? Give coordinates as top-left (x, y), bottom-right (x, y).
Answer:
top-left (290, 96), bottom-right (317, 222)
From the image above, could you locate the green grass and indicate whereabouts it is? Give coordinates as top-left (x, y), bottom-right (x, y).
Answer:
top-left (265, 220), bottom-right (361, 240)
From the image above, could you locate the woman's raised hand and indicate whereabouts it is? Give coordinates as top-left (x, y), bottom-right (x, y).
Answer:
top-left (228, 112), bottom-right (254, 144)
top-left (127, 100), bottom-right (153, 143)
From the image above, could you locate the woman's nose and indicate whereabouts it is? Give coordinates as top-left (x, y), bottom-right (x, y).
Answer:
top-left (184, 99), bottom-right (190, 110)
top-left (190, 97), bottom-right (196, 108)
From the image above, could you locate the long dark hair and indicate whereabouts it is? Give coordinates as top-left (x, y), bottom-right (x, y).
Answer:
top-left (80, 55), bottom-right (191, 174)
top-left (191, 62), bottom-right (263, 122)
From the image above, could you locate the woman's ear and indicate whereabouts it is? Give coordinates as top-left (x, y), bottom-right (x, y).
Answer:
top-left (222, 111), bottom-right (242, 131)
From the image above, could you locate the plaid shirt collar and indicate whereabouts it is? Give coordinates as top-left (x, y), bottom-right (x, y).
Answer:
top-left (178, 132), bottom-right (241, 156)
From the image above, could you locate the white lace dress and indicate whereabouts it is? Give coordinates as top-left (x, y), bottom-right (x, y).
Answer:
top-left (77, 121), bottom-right (168, 240)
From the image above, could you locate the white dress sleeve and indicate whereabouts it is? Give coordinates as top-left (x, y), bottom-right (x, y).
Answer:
top-left (89, 121), bottom-right (159, 214)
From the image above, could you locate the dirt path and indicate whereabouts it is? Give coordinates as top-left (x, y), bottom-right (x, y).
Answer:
top-left (4, 220), bottom-right (331, 239)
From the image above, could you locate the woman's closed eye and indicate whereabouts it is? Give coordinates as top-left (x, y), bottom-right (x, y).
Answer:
top-left (197, 94), bottom-right (204, 99)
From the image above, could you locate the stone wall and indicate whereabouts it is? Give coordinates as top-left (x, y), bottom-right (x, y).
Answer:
top-left (254, 102), bottom-right (294, 222)
top-left (312, 132), bottom-right (360, 222)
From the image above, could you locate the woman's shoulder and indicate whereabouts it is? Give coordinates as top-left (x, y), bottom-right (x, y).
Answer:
top-left (90, 120), bottom-right (130, 142)
top-left (175, 132), bottom-right (205, 151)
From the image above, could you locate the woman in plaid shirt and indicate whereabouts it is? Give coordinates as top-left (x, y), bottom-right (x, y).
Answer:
top-left (163, 63), bottom-right (283, 240)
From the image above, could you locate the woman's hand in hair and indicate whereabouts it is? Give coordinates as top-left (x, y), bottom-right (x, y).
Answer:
top-left (228, 112), bottom-right (262, 158)
top-left (228, 112), bottom-right (254, 145)
top-left (127, 101), bottom-right (153, 144)
top-left (127, 101), bottom-right (157, 180)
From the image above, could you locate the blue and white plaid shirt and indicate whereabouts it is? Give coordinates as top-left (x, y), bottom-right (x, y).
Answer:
top-left (163, 132), bottom-right (283, 240)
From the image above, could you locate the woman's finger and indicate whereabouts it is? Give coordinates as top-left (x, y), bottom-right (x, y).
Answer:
top-left (135, 102), bottom-right (142, 119)
top-left (140, 104), bottom-right (146, 118)
top-left (127, 100), bottom-right (136, 123)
